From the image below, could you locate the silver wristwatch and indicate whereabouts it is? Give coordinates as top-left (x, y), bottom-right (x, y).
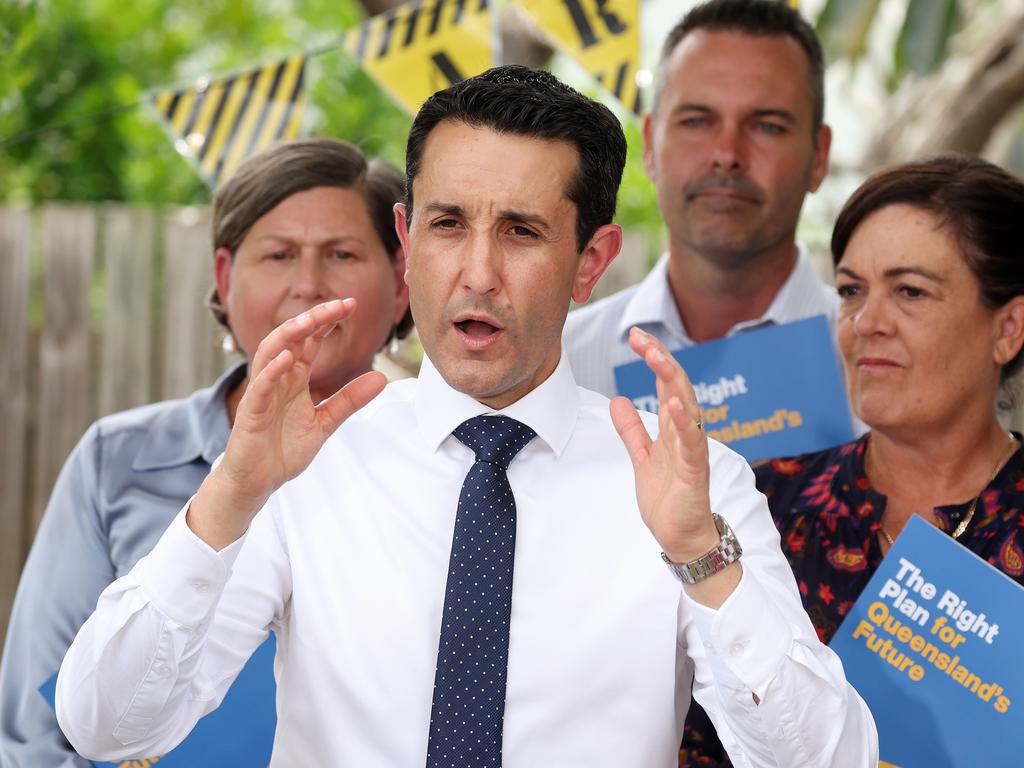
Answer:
top-left (660, 514), bottom-right (743, 584)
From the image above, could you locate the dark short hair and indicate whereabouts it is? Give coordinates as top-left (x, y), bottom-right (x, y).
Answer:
top-left (404, 65), bottom-right (627, 252)
top-left (210, 137), bottom-right (413, 341)
top-left (832, 155), bottom-right (1024, 380)
top-left (655, 0), bottom-right (825, 134)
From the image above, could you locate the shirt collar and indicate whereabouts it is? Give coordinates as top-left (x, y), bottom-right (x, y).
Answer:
top-left (753, 243), bottom-right (835, 328)
top-left (616, 254), bottom-right (682, 341)
top-left (415, 352), bottom-right (580, 458)
top-left (615, 244), bottom-right (833, 344)
top-left (132, 361), bottom-right (246, 471)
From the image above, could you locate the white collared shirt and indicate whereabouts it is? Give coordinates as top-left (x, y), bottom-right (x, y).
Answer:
top-left (57, 355), bottom-right (875, 767)
top-left (564, 245), bottom-right (839, 398)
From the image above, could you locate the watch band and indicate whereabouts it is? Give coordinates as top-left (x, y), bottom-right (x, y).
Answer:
top-left (660, 514), bottom-right (742, 584)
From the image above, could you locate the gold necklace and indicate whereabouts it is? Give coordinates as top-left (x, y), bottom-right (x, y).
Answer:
top-left (879, 432), bottom-right (1018, 548)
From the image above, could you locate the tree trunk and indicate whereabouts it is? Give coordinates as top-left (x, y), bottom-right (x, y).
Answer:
top-left (864, 10), bottom-right (1024, 169)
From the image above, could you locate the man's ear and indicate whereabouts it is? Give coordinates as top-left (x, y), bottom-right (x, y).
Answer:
top-left (391, 246), bottom-right (410, 325)
top-left (572, 223), bottom-right (622, 304)
top-left (642, 114), bottom-right (656, 182)
top-left (808, 123), bottom-right (832, 193)
top-left (993, 296), bottom-right (1024, 367)
top-left (394, 203), bottom-right (411, 282)
top-left (214, 247), bottom-right (233, 311)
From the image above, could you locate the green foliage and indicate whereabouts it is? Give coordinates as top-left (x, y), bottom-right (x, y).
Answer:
top-left (309, 48), bottom-right (411, 171)
top-left (0, 0), bottom-right (387, 204)
top-left (616, 116), bottom-right (662, 262)
top-left (815, 0), bottom-right (883, 64)
top-left (2, 0), bottom-right (662, 250)
top-left (816, 0), bottom-right (968, 90)
top-left (893, 0), bottom-right (960, 83)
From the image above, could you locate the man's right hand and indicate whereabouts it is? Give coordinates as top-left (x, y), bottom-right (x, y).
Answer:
top-left (187, 298), bottom-right (387, 550)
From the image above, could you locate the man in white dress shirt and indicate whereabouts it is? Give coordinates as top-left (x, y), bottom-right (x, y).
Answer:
top-left (56, 66), bottom-right (875, 766)
top-left (564, 0), bottom-right (837, 399)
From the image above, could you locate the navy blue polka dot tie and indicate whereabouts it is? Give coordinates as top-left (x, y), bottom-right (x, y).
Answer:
top-left (426, 415), bottom-right (537, 768)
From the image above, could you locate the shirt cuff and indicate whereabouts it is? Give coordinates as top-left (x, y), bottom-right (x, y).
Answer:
top-left (685, 566), bottom-right (794, 699)
top-left (139, 500), bottom-right (248, 629)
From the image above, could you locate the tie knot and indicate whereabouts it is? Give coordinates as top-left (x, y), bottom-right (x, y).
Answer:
top-left (452, 415), bottom-right (537, 470)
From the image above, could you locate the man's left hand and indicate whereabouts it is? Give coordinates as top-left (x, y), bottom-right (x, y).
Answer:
top-left (610, 328), bottom-right (740, 606)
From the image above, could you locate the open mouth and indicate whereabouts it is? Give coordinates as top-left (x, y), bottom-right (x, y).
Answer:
top-left (455, 319), bottom-right (501, 338)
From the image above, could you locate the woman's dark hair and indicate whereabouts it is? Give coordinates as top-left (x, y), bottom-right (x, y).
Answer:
top-left (832, 154), bottom-right (1024, 379)
top-left (210, 137), bottom-right (413, 341)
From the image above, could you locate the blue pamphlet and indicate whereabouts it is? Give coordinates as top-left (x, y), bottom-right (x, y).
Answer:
top-left (41, 635), bottom-right (277, 768)
top-left (830, 516), bottom-right (1024, 767)
top-left (613, 315), bottom-right (853, 461)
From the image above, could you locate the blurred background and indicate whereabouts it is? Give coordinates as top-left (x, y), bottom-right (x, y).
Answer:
top-left (1, 0), bottom-right (1023, 644)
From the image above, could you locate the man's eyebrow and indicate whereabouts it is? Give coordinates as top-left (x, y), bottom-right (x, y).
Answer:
top-left (421, 202), bottom-right (465, 218)
top-left (669, 104), bottom-right (798, 125)
top-left (836, 265), bottom-right (947, 283)
top-left (499, 210), bottom-right (554, 234)
top-left (670, 103), bottom-right (713, 117)
top-left (751, 108), bottom-right (797, 124)
top-left (420, 203), bottom-right (554, 234)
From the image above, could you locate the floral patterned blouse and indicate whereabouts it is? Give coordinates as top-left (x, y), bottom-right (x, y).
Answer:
top-left (755, 432), bottom-right (1024, 644)
top-left (679, 432), bottom-right (1024, 768)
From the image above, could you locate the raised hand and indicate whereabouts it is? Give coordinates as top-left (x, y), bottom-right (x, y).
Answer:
top-left (610, 328), bottom-right (739, 605)
top-left (188, 299), bottom-right (386, 549)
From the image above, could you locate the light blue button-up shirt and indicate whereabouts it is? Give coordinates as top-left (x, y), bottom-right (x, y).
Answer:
top-left (564, 246), bottom-right (839, 399)
top-left (0, 362), bottom-right (245, 767)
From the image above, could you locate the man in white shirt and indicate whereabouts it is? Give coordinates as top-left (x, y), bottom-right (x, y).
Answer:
top-left (56, 66), bottom-right (875, 767)
top-left (564, 0), bottom-right (837, 399)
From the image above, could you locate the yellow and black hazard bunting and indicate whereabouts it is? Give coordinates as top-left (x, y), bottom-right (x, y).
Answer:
top-left (343, 0), bottom-right (492, 115)
top-left (150, 54), bottom-right (307, 187)
top-left (517, 0), bottom-right (642, 116)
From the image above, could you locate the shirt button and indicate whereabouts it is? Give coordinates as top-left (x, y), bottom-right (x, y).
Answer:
top-left (190, 579), bottom-right (210, 593)
top-left (730, 641), bottom-right (746, 658)
top-left (156, 664), bottom-right (172, 678)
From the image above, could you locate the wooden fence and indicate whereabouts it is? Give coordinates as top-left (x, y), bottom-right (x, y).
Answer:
top-left (0, 204), bottom-right (230, 647)
top-left (0, 203), bottom-right (653, 648)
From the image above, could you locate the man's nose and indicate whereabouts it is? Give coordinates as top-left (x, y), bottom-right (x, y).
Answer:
top-left (460, 235), bottom-right (502, 295)
top-left (710, 123), bottom-right (744, 172)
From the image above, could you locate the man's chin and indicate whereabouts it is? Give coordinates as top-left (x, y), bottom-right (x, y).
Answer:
top-left (434, 357), bottom-right (532, 407)
top-left (437, 359), bottom-right (504, 393)
top-left (683, 229), bottom-right (774, 266)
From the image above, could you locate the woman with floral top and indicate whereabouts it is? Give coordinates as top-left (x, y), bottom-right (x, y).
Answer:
top-left (757, 155), bottom-right (1024, 644)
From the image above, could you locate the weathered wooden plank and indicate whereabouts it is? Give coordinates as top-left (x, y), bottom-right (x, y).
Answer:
top-left (0, 206), bottom-right (33, 645)
top-left (99, 205), bottom-right (155, 416)
top-left (32, 205), bottom-right (96, 530)
top-left (160, 207), bottom-right (222, 400)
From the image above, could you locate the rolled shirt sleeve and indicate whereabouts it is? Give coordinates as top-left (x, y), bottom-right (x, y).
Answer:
top-left (683, 446), bottom-right (878, 767)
